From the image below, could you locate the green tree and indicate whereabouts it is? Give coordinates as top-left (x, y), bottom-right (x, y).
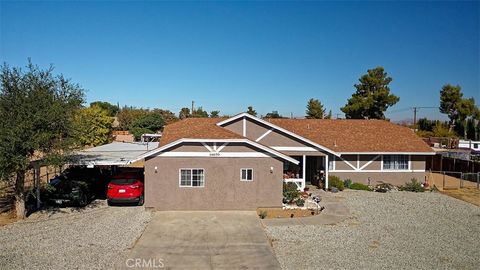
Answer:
top-left (179, 107), bottom-right (190, 119)
top-left (210, 110), bottom-right (220, 118)
top-left (265, 111), bottom-right (283, 118)
top-left (117, 106), bottom-right (149, 130)
top-left (74, 106), bottom-right (113, 146)
top-left (129, 113), bottom-right (165, 141)
top-left (341, 67), bottom-right (399, 119)
top-left (152, 108), bottom-right (178, 125)
top-left (89, 101), bottom-right (119, 117)
top-left (440, 84), bottom-right (463, 132)
top-left (432, 122), bottom-right (456, 138)
top-left (325, 110), bottom-right (332, 119)
top-left (306, 98), bottom-right (326, 119)
top-left (417, 118), bottom-right (436, 132)
top-left (246, 106), bottom-right (257, 117)
top-left (439, 84), bottom-right (478, 135)
top-left (192, 106), bottom-right (208, 118)
top-left (0, 61), bottom-right (84, 218)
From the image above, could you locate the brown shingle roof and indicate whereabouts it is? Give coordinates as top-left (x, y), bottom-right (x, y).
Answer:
top-left (267, 118), bottom-right (433, 153)
top-left (160, 118), bottom-right (243, 145)
top-left (160, 116), bottom-right (433, 153)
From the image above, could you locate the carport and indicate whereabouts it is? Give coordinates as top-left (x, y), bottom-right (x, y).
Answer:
top-left (66, 142), bottom-right (159, 200)
top-left (75, 141), bottom-right (158, 169)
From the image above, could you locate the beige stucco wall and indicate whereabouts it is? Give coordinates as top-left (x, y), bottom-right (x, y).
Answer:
top-left (359, 155), bottom-right (379, 167)
top-left (259, 130), bottom-right (308, 147)
top-left (169, 143), bottom-right (206, 152)
top-left (222, 118), bottom-right (243, 135)
top-left (330, 172), bottom-right (427, 187)
top-left (334, 155), bottom-right (426, 171)
top-left (246, 119), bottom-right (271, 140)
top-left (222, 117), bottom-right (314, 148)
top-left (145, 157), bottom-right (284, 210)
top-left (411, 155), bottom-right (426, 170)
top-left (330, 155), bottom-right (428, 186)
top-left (334, 155), bottom-right (357, 170)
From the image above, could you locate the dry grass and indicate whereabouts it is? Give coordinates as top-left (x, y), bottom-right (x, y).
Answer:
top-left (428, 173), bottom-right (478, 190)
top-left (440, 187), bottom-right (480, 206)
top-left (0, 211), bottom-right (16, 226)
top-left (257, 207), bottom-right (319, 219)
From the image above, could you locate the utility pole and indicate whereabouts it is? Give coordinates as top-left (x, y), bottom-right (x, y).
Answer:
top-left (413, 107), bottom-right (417, 131)
top-left (411, 106), bottom-right (438, 131)
top-left (191, 101), bottom-right (194, 115)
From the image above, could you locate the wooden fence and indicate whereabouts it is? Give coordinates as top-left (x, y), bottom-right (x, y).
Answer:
top-left (426, 155), bottom-right (480, 173)
top-left (0, 165), bottom-right (62, 213)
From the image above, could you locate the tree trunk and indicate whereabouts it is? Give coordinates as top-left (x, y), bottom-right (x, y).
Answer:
top-left (448, 120), bottom-right (455, 133)
top-left (15, 170), bottom-right (26, 219)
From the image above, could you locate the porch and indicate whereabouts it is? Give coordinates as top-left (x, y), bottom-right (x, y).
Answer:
top-left (283, 155), bottom-right (329, 191)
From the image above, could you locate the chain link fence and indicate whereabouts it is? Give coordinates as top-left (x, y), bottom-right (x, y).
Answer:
top-left (428, 171), bottom-right (479, 190)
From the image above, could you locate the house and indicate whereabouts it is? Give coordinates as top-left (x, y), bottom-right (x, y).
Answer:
top-left (458, 139), bottom-right (480, 153)
top-left (135, 113), bottom-right (434, 210)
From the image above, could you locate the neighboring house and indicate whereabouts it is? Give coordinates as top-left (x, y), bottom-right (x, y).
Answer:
top-left (112, 130), bottom-right (135, 142)
top-left (458, 140), bottom-right (480, 153)
top-left (135, 113), bottom-right (434, 210)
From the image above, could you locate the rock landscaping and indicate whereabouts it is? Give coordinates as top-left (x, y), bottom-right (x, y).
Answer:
top-left (0, 200), bottom-right (151, 270)
top-left (265, 190), bottom-right (480, 270)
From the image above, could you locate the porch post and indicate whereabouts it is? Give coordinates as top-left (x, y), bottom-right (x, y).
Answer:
top-left (302, 155), bottom-right (306, 190)
top-left (325, 155), bottom-right (329, 189)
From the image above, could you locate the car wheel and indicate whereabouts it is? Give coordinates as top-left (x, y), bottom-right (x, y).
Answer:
top-left (138, 195), bottom-right (144, 206)
top-left (107, 200), bottom-right (112, 206)
top-left (78, 193), bottom-right (88, 207)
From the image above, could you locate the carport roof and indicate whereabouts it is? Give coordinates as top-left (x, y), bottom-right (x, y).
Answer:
top-left (74, 142), bottom-right (159, 166)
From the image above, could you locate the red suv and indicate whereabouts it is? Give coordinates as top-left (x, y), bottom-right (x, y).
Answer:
top-left (107, 174), bottom-right (144, 206)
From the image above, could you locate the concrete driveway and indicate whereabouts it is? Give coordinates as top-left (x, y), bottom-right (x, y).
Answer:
top-left (119, 211), bottom-right (280, 269)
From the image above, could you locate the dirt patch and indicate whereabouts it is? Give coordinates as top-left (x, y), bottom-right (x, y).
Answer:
top-left (441, 187), bottom-right (480, 206)
top-left (0, 211), bottom-right (16, 226)
top-left (257, 207), bottom-right (320, 219)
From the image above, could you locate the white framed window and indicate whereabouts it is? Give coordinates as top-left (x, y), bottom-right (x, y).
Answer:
top-left (240, 168), bottom-right (253, 181)
top-left (328, 156), bottom-right (334, 171)
top-left (179, 168), bottom-right (205, 187)
top-left (382, 155), bottom-right (409, 170)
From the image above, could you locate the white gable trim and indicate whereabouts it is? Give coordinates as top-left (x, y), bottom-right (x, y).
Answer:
top-left (255, 129), bottom-right (273, 142)
top-left (217, 112), bottom-right (339, 156)
top-left (130, 138), bottom-right (300, 165)
top-left (359, 155), bottom-right (381, 170)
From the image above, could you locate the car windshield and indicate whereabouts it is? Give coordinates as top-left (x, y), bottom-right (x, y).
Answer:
top-left (110, 178), bottom-right (138, 185)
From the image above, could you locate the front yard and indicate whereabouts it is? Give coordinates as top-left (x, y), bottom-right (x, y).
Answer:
top-left (0, 200), bottom-right (151, 269)
top-left (1, 190), bottom-right (479, 269)
top-left (264, 190), bottom-right (480, 270)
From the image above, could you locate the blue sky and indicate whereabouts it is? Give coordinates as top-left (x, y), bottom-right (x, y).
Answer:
top-left (1, 1), bottom-right (478, 121)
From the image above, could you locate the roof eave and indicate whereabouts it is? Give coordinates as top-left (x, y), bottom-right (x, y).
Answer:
top-left (338, 151), bottom-right (436, 155)
top-left (130, 138), bottom-right (301, 165)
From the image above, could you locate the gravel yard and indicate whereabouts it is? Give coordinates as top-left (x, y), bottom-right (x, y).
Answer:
top-left (265, 190), bottom-right (480, 270)
top-left (0, 200), bottom-right (151, 270)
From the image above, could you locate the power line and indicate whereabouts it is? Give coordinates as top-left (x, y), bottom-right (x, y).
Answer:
top-left (411, 106), bottom-right (438, 130)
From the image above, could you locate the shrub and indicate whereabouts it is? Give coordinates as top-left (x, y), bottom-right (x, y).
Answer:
top-left (295, 198), bottom-right (305, 207)
top-left (401, 178), bottom-right (425, 192)
top-left (350, 182), bottom-right (371, 191)
top-left (258, 210), bottom-right (267, 219)
top-left (283, 182), bottom-right (300, 202)
top-left (374, 182), bottom-right (396, 192)
top-left (328, 175), bottom-right (344, 191)
top-left (343, 179), bottom-right (352, 188)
